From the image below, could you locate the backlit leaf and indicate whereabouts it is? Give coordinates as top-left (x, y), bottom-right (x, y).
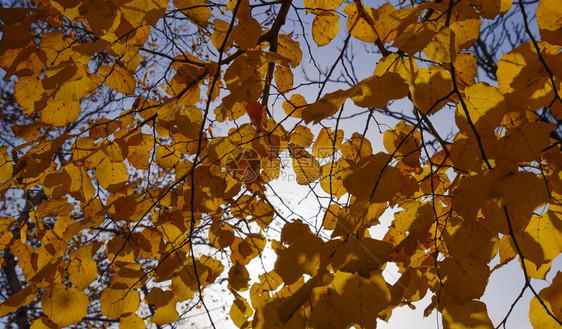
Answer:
top-left (41, 100), bottom-right (80, 127)
top-left (231, 296), bottom-right (253, 328)
top-left (68, 244), bottom-right (98, 290)
top-left (302, 89), bottom-right (348, 124)
top-left (0, 146), bottom-right (13, 183)
top-left (145, 288), bottom-right (179, 325)
top-left (331, 271), bottom-right (391, 328)
top-left (175, 0), bottom-right (213, 27)
top-left (529, 271), bottom-right (562, 328)
top-left (95, 157), bottom-right (128, 192)
top-left (423, 27), bottom-right (459, 63)
top-left (0, 285), bottom-right (37, 318)
top-left (119, 314), bottom-right (145, 329)
top-left (411, 66), bottom-right (452, 115)
top-left (274, 65), bottom-right (293, 93)
top-left (442, 300), bottom-right (494, 329)
top-left (41, 284), bottom-right (89, 327)
top-left (312, 13), bottom-right (339, 46)
top-left (351, 72), bottom-right (409, 109)
top-left (313, 127), bottom-right (343, 158)
top-left (343, 3), bottom-right (378, 43)
top-left (277, 34), bottom-right (302, 68)
top-left (537, 0), bottom-right (562, 45)
top-left (233, 16), bottom-right (262, 50)
top-left (478, 0), bottom-right (513, 19)
top-left (342, 152), bottom-right (402, 202)
top-left (303, 0), bottom-right (343, 14)
top-left (517, 205), bottom-right (562, 267)
top-left (441, 257), bottom-right (490, 301)
top-left (98, 63), bottom-right (136, 95)
top-left (100, 287), bottom-right (140, 319)
top-left (121, 0), bottom-right (166, 26)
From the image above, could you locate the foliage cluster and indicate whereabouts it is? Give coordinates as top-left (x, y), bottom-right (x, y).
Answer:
top-left (0, 0), bottom-right (561, 328)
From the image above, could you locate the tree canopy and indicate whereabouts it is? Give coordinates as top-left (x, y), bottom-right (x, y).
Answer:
top-left (0, 0), bottom-right (561, 328)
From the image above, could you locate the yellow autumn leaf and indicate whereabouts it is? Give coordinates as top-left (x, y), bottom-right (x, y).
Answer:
top-left (283, 93), bottom-right (307, 118)
top-left (49, 64), bottom-right (99, 102)
top-left (302, 89), bottom-right (348, 124)
top-left (497, 42), bottom-right (562, 110)
top-left (537, 0), bottom-right (562, 45)
top-left (444, 216), bottom-right (498, 263)
top-left (84, 0), bottom-right (121, 36)
top-left (120, 0), bottom-right (167, 26)
top-left (303, 0), bottom-right (343, 14)
top-left (41, 284), bottom-right (89, 327)
top-left (0, 145), bottom-right (13, 183)
top-left (477, 0), bottom-right (513, 19)
top-left (30, 317), bottom-right (58, 329)
top-left (452, 52), bottom-right (477, 90)
top-left (95, 157), bottom-right (128, 192)
top-left (449, 3), bottom-right (481, 50)
top-left (126, 133), bottom-right (153, 170)
top-left (342, 152), bottom-right (402, 203)
top-left (517, 205), bottom-right (562, 267)
top-left (343, 3), bottom-right (378, 43)
top-left (0, 285), bottom-right (37, 318)
top-left (383, 120), bottom-right (421, 169)
top-left (524, 258), bottom-right (552, 280)
top-left (392, 21), bottom-right (437, 55)
top-left (374, 53), bottom-right (418, 85)
top-left (68, 244), bottom-right (98, 290)
top-left (41, 100), bottom-right (81, 127)
top-left (341, 132), bottom-right (372, 162)
top-left (277, 34), bottom-right (302, 68)
top-left (441, 257), bottom-right (490, 301)
top-left (12, 123), bottom-right (47, 141)
top-left (232, 16), bottom-right (262, 50)
top-left (231, 234), bottom-right (266, 266)
top-left (496, 122), bottom-right (555, 163)
top-left (274, 227), bottom-right (323, 285)
top-left (212, 19), bottom-right (234, 50)
top-left (145, 288), bottom-right (179, 325)
top-left (119, 314), bottom-right (146, 329)
top-left (274, 65), bottom-right (293, 93)
top-left (330, 271), bottom-right (391, 328)
top-left (209, 220), bottom-right (235, 249)
top-left (289, 125), bottom-right (314, 147)
top-left (319, 158), bottom-right (348, 199)
top-left (529, 271), bottom-right (562, 328)
top-left (251, 200), bottom-right (275, 229)
top-left (40, 31), bottom-right (90, 66)
top-left (313, 127), bottom-right (343, 158)
top-left (170, 270), bottom-right (197, 302)
top-left (330, 237), bottom-right (393, 276)
top-left (155, 145), bottom-right (181, 168)
top-left (277, 270), bottom-right (334, 324)
top-left (442, 300), bottom-right (494, 329)
top-left (100, 286), bottom-right (140, 319)
top-left (230, 296), bottom-right (253, 328)
top-left (14, 75), bottom-right (44, 114)
top-left (175, 0), bottom-right (212, 27)
top-left (312, 13), bottom-right (339, 46)
top-left (291, 150), bottom-right (321, 185)
top-left (63, 163), bottom-right (95, 202)
top-left (98, 63), bottom-right (136, 95)
top-left (351, 72), bottom-right (409, 109)
top-left (456, 82), bottom-right (505, 136)
top-left (411, 66), bottom-right (452, 114)
top-left (109, 263), bottom-right (147, 289)
top-left (423, 27), bottom-right (459, 63)
top-left (228, 261), bottom-right (250, 291)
